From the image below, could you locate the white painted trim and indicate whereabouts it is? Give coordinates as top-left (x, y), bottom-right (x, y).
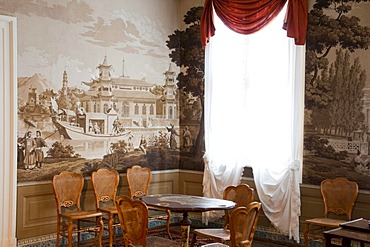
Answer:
top-left (0, 15), bottom-right (17, 247)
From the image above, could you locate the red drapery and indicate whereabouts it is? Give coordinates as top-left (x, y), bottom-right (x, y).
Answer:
top-left (200, 0), bottom-right (307, 47)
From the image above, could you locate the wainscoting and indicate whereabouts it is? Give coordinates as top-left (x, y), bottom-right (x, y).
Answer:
top-left (16, 169), bottom-right (370, 245)
top-left (17, 169), bottom-right (180, 239)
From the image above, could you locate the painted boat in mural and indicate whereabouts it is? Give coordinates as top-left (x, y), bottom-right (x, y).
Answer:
top-left (52, 118), bottom-right (132, 141)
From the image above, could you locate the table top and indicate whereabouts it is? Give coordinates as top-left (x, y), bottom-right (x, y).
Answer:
top-left (323, 227), bottom-right (370, 243)
top-left (141, 194), bottom-right (236, 213)
top-left (339, 218), bottom-right (370, 233)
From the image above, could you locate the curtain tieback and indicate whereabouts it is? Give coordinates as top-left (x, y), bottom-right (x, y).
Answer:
top-left (290, 160), bottom-right (300, 171)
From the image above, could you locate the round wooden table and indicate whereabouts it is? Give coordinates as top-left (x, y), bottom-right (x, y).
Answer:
top-left (141, 194), bottom-right (236, 247)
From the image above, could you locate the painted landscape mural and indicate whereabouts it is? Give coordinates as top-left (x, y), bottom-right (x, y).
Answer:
top-left (303, 0), bottom-right (370, 190)
top-left (7, 0), bottom-right (370, 189)
top-left (0, 0), bottom-right (205, 183)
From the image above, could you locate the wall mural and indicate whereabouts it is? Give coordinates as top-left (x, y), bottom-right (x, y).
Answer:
top-left (303, 0), bottom-right (370, 190)
top-left (0, 0), bottom-right (205, 183)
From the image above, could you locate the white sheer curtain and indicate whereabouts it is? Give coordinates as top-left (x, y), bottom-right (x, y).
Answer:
top-left (203, 7), bottom-right (305, 242)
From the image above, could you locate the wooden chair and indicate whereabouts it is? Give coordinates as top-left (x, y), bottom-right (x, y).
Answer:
top-left (126, 165), bottom-right (172, 239)
top-left (191, 184), bottom-right (255, 246)
top-left (91, 168), bottom-right (120, 247)
top-left (200, 202), bottom-right (262, 247)
top-left (303, 177), bottom-right (359, 247)
top-left (52, 171), bottom-right (104, 247)
top-left (115, 195), bottom-right (180, 247)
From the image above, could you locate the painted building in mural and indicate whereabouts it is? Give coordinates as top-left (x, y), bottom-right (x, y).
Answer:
top-left (50, 56), bottom-right (179, 140)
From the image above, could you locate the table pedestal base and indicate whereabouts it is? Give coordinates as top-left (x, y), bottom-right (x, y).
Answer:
top-left (180, 212), bottom-right (191, 247)
top-left (140, 194), bottom-right (236, 247)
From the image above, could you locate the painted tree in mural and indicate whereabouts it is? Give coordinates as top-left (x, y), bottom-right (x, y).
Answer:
top-left (57, 88), bottom-right (79, 111)
top-left (311, 49), bottom-right (366, 136)
top-left (166, 6), bottom-right (205, 157)
top-left (305, 0), bottom-right (370, 136)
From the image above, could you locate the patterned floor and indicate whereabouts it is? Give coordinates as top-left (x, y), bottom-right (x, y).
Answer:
top-left (17, 215), bottom-right (311, 247)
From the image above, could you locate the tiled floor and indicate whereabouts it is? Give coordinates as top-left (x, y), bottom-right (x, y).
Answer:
top-left (253, 240), bottom-right (290, 247)
top-left (18, 219), bottom-right (309, 247)
top-left (253, 238), bottom-right (302, 247)
top-left (18, 235), bottom-right (307, 247)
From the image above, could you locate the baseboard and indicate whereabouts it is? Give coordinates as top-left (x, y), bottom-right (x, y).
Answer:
top-left (0, 238), bottom-right (17, 247)
top-left (17, 233), bottom-right (56, 247)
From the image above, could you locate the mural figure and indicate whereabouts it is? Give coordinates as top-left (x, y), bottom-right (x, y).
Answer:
top-left (93, 122), bottom-right (100, 134)
top-left (353, 150), bottom-right (367, 167)
top-left (167, 123), bottom-right (179, 149)
top-left (23, 131), bottom-right (36, 170)
top-left (139, 135), bottom-right (147, 154)
top-left (33, 130), bottom-right (47, 169)
top-left (89, 120), bottom-right (93, 133)
top-left (127, 134), bottom-right (135, 152)
top-left (183, 126), bottom-right (192, 150)
top-left (112, 117), bottom-right (123, 134)
top-left (17, 133), bottom-right (25, 169)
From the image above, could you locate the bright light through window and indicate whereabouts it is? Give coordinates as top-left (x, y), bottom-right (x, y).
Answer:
top-left (206, 5), bottom-right (295, 169)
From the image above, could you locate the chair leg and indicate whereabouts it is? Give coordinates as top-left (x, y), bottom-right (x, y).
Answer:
top-left (323, 237), bottom-right (327, 247)
top-left (303, 223), bottom-right (310, 247)
top-left (56, 217), bottom-right (60, 247)
top-left (125, 238), bottom-right (130, 247)
top-left (68, 219), bottom-right (73, 247)
top-left (166, 209), bottom-right (172, 240)
top-left (98, 215), bottom-right (104, 247)
top-left (190, 232), bottom-right (197, 247)
top-left (108, 214), bottom-right (114, 247)
top-left (78, 219), bottom-right (81, 246)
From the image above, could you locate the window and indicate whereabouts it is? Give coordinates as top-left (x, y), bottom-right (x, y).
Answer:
top-left (121, 102), bottom-right (130, 116)
top-left (203, 7), bottom-right (305, 241)
top-left (134, 104), bottom-right (139, 115)
top-left (103, 103), bottom-right (109, 113)
top-left (94, 103), bottom-right (98, 113)
top-left (168, 106), bottom-right (173, 119)
top-left (142, 104), bottom-right (146, 115)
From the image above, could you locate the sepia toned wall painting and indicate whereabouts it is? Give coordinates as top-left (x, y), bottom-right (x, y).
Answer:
top-left (0, 0), bottom-right (205, 183)
top-left (11, 0), bottom-right (370, 188)
top-left (302, 0), bottom-right (370, 190)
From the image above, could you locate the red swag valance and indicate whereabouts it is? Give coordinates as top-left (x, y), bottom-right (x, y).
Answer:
top-left (200, 0), bottom-right (307, 47)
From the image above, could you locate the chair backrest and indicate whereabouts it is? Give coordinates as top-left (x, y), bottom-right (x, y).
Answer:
top-left (116, 195), bottom-right (148, 246)
top-left (229, 202), bottom-right (262, 247)
top-left (126, 165), bottom-right (152, 198)
top-left (91, 168), bottom-right (120, 209)
top-left (321, 177), bottom-right (358, 220)
top-left (52, 171), bottom-right (84, 214)
top-left (223, 184), bottom-right (254, 228)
